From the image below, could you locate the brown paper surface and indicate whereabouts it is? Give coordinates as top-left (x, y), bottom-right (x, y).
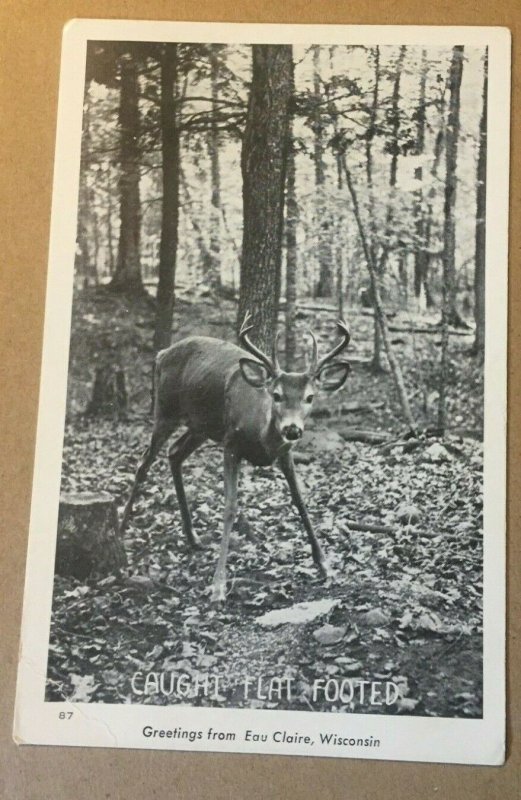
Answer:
top-left (0, 1), bottom-right (518, 797)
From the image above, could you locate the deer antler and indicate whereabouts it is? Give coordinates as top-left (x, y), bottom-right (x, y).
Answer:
top-left (239, 312), bottom-right (279, 376)
top-left (308, 320), bottom-right (351, 375)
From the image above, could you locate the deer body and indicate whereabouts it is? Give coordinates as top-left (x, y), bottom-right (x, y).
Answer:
top-left (120, 315), bottom-right (351, 602)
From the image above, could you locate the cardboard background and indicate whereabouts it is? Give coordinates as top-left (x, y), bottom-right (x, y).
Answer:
top-left (0, 2), bottom-right (518, 797)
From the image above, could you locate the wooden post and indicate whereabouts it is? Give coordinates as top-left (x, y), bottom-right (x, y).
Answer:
top-left (56, 493), bottom-right (128, 580)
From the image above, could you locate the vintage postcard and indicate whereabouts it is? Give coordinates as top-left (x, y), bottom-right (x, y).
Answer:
top-left (14, 20), bottom-right (509, 764)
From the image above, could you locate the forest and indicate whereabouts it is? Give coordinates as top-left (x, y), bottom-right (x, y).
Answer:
top-left (47, 41), bottom-right (487, 718)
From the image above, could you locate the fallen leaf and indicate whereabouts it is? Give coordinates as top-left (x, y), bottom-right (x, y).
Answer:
top-left (361, 608), bottom-right (390, 626)
top-left (313, 623), bottom-right (347, 646)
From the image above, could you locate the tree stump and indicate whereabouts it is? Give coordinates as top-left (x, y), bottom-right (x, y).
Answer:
top-left (85, 362), bottom-right (128, 420)
top-left (56, 493), bottom-right (128, 581)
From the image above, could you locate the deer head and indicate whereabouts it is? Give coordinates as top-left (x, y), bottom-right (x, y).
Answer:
top-left (238, 312), bottom-right (351, 443)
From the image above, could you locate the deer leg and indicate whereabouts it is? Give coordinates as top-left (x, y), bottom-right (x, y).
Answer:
top-left (211, 447), bottom-right (240, 603)
top-left (120, 422), bottom-right (174, 535)
top-left (278, 451), bottom-right (328, 578)
top-left (168, 431), bottom-right (206, 549)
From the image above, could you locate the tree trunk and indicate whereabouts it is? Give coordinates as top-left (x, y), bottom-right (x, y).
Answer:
top-left (364, 47), bottom-right (385, 372)
top-left (106, 163), bottom-right (116, 276)
top-left (76, 210), bottom-right (91, 288)
top-left (207, 45), bottom-right (223, 293)
top-left (386, 46), bottom-right (406, 194)
top-left (285, 140), bottom-right (298, 370)
top-left (328, 47), bottom-right (346, 322)
top-left (85, 350), bottom-right (128, 420)
top-left (90, 184), bottom-right (100, 286)
top-left (375, 44), bottom-right (406, 274)
top-left (342, 154), bottom-right (416, 433)
top-left (56, 493), bottom-right (127, 580)
top-left (110, 52), bottom-right (144, 295)
top-left (413, 50), bottom-right (429, 306)
top-left (365, 46), bottom-right (380, 193)
top-left (423, 102), bottom-right (446, 311)
top-left (336, 235), bottom-right (344, 319)
top-left (312, 46), bottom-right (334, 298)
top-left (438, 46), bottom-right (465, 433)
top-left (238, 45), bottom-right (293, 353)
top-left (77, 93), bottom-right (94, 287)
top-left (180, 170), bottom-right (214, 279)
top-left (442, 45), bottom-right (465, 329)
top-left (472, 49), bottom-right (488, 359)
top-left (153, 44), bottom-right (180, 353)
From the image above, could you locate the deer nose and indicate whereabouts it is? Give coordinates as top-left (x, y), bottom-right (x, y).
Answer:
top-left (282, 424), bottom-right (302, 441)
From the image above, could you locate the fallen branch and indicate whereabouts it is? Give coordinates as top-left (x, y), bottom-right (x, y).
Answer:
top-left (387, 324), bottom-right (473, 337)
top-left (338, 428), bottom-right (389, 445)
top-left (344, 519), bottom-right (395, 535)
top-left (279, 300), bottom-right (338, 313)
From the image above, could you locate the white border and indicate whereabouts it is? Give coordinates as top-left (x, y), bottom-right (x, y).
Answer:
top-left (13, 20), bottom-right (510, 765)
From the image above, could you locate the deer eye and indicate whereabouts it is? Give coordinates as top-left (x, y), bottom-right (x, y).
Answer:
top-left (305, 394), bottom-right (314, 403)
top-left (273, 391), bottom-right (283, 403)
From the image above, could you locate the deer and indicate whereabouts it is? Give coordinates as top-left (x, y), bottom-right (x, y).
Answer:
top-left (119, 313), bottom-right (351, 602)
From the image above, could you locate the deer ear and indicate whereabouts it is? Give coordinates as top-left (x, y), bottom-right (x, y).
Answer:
top-left (239, 358), bottom-right (271, 388)
top-left (316, 360), bottom-right (351, 391)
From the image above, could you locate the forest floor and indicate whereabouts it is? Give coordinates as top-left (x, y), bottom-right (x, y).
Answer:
top-left (47, 288), bottom-right (484, 718)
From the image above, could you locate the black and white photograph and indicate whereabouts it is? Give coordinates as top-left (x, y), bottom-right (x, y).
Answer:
top-left (14, 20), bottom-right (509, 764)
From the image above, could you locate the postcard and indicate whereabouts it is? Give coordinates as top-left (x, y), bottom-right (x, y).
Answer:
top-left (13, 19), bottom-right (509, 764)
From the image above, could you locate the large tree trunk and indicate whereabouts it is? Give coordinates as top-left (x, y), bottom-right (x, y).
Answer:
top-left (438, 45), bottom-right (465, 433)
top-left (472, 49), bottom-right (488, 359)
top-left (207, 45), bottom-right (223, 293)
top-left (153, 44), bottom-right (180, 353)
top-left (312, 47), bottom-right (334, 298)
top-left (238, 45), bottom-right (293, 352)
top-left (56, 493), bottom-right (127, 580)
top-left (110, 52), bottom-right (144, 295)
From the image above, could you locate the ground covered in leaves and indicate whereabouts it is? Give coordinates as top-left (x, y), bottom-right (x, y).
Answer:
top-left (47, 290), bottom-right (484, 719)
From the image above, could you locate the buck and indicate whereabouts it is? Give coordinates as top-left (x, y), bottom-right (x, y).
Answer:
top-left (120, 313), bottom-right (351, 602)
